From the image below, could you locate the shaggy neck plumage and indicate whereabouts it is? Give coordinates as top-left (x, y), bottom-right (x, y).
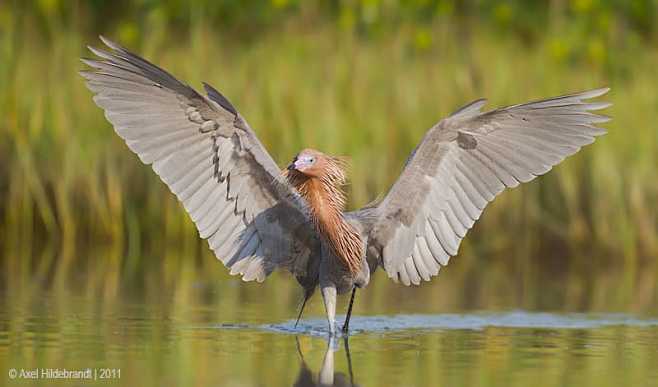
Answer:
top-left (286, 159), bottom-right (363, 274)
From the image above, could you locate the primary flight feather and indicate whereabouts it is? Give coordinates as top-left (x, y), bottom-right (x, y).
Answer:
top-left (81, 37), bottom-right (610, 335)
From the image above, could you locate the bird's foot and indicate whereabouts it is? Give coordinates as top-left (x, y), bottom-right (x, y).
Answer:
top-left (327, 320), bottom-right (337, 337)
top-left (341, 323), bottom-right (350, 335)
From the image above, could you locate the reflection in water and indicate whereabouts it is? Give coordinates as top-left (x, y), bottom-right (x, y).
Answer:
top-left (3, 250), bottom-right (658, 387)
top-left (294, 337), bottom-right (358, 387)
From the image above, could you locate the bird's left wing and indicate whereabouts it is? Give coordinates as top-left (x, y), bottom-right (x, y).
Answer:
top-left (362, 89), bottom-right (610, 285)
top-left (81, 37), bottom-right (319, 284)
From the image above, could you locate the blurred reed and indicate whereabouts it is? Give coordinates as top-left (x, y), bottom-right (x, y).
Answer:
top-left (0, 6), bottom-right (657, 299)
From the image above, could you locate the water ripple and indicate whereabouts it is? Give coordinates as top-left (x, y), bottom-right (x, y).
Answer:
top-left (260, 311), bottom-right (658, 336)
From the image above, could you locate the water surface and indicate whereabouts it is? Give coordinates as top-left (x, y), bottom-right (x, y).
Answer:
top-left (1, 255), bottom-right (658, 386)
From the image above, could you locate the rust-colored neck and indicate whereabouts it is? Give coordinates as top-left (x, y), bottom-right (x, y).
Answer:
top-left (286, 165), bottom-right (363, 274)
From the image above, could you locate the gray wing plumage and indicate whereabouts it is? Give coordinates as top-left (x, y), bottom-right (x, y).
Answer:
top-left (364, 88), bottom-right (610, 285)
top-left (81, 37), bottom-right (319, 284)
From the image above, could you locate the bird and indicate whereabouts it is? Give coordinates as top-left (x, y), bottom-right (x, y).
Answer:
top-left (81, 36), bottom-right (611, 336)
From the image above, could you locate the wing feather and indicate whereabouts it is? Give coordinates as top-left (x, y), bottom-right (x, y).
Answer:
top-left (82, 37), bottom-right (320, 286)
top-left (365, 89), bottom-right (610, 285)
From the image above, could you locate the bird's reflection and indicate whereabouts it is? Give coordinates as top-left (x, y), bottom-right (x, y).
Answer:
top-left (294, 337), bottom-right (359, 387)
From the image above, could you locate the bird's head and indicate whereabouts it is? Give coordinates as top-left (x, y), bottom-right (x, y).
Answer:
top-left (287, 148), bottom-right (323, 176)
top-left (287, 148), bottom-right (347, 183)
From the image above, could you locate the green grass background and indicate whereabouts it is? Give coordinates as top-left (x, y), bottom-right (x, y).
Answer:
top-left (1, 1), bottom-right (657, 312)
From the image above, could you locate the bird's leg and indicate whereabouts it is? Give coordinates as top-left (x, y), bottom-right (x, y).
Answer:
top-left (341, 287), bottom-right (357, 334)
top-left (321, 284), bottom-right (337, 335)
top-left (294, 292), bottom-right (310, 328)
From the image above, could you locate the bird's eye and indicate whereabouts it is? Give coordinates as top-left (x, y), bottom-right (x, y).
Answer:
top-left (309, 157), bottom-right (315, 163)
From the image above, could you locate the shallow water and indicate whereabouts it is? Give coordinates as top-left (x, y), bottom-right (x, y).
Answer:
top-left (2, 251), bottom-right (658, 387)
top-left (3, 295), bottom-right (658, 386)
top-left (266, 312), bottom-right (658, 335)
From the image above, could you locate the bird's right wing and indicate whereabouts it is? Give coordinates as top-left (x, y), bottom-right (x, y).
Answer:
top-left (363, 89), bottom-right (610, 285)
top-left (81, 37), bottom-right (320, 284)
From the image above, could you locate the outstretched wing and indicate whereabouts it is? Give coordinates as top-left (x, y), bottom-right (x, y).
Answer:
top-left (364, 89), bottom-right (610, 285)
top-left (81, 37), bottom-right (319, 284)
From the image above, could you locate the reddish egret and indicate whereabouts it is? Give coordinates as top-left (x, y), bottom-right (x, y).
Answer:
top-left (81, 37), bottom-right (610, 335)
